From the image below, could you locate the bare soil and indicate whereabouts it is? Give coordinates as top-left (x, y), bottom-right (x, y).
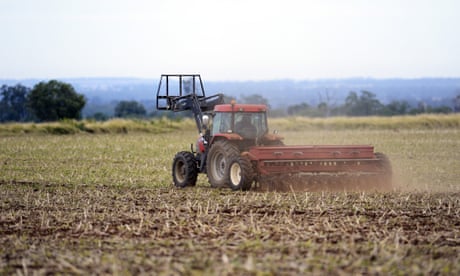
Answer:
top-left (1, 182), bottom-right (459, 275)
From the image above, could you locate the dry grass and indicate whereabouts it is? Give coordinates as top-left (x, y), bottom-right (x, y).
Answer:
top-left (1, 117), bottom-right (459, 274)
top-left (0, 113), bottom-right (459, 136)
top-left (0, 118), bottom-right (195, 136)
top-left (270, 113), bottom-right (460, 131)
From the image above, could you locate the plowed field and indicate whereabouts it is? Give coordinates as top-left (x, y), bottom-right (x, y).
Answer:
top-left (1, 128), bottom-right (459, 274)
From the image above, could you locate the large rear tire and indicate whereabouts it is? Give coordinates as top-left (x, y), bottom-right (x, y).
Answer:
top-left (228, 156), bottom-right (254, 191)
top-left (206, 140), bottom-right (239, 188)
top-left (172, 151), bottom-right (198, 188)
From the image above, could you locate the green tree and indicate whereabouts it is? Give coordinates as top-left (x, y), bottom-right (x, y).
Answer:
top-left (114, 100), bottom-right (146, 118)
top-left (345, 90), bottom-right (383, 116)
top-left (287, 102), bottom-right (310, 116)
top-left (344, 91), bottom-right (359, 115)
top-left (28, 80), bottom-right (86, 121)
top-left (286, 102), bottom-right (327, 117)
top-left (409, 101), bottom-right (452, 115)
top-left (0, 84), bottom-right (31, 122)
top-left (382, 100), bottom-right (410, 116)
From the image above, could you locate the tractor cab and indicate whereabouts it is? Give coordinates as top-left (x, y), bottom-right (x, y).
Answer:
top-left (210, 103), bottom-right (268, 139)
top-left (201, 102), bottom-right (283, 152)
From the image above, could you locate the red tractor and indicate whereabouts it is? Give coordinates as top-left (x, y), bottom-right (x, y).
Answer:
top-left (157, 74), bottom-right (391, 191)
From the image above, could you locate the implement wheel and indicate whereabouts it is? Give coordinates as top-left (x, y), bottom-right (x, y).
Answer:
top-left (172, 151), bottom-right (198, 188)
top-left (206, 140), bottom-right (239, 188)
top-left (228, 156), bottom-right (254, 191)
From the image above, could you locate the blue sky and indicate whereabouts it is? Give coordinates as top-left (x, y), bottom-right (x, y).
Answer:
top-left (0, 0), bottom-right (459, 80)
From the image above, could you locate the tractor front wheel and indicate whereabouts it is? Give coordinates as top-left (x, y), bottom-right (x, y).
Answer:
top-left (228, 156), bottom-right (254, 191)
top-left (172, 151), bottom-right (198, 188)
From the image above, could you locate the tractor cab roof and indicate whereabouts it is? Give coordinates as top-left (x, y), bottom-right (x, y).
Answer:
top-left (214, 103), bottom-right (267, 113)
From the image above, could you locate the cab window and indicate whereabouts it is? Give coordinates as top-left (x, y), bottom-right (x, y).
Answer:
top-left (211, 112), bottom-right (232, 135)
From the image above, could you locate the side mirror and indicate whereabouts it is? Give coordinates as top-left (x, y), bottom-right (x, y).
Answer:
top-left (202, 115), bottom-right (210, 129)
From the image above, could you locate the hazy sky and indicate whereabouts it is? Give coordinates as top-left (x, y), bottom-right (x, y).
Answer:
top-left (1, 0), bottom-right (459, 80)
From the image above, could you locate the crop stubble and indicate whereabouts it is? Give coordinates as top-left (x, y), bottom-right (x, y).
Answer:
top-left (1, 128), bottom-right (459, 274)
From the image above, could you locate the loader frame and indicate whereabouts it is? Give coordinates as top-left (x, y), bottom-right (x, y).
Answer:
top-left (156, 74), bottom-right (224, 133)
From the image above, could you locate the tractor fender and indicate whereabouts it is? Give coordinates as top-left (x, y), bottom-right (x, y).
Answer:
top-left (209, 133), bottom-right (243, 145)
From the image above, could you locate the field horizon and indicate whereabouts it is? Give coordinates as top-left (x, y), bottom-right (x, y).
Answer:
top-left (0, 113), bottom-right (459, 136)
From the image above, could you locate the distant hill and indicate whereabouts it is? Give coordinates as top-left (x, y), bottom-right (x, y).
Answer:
top-left (2, 77), bottom-right (459, 116)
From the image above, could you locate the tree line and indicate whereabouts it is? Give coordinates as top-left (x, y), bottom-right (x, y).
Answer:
top-left (0, 81), bottom-right (151, 123)
top-left (0, 81), bottom-right (85, 122)
top-left (2, 81), bottom-right (460, 123)
top-left (284, 90), bottom-right (459, 117)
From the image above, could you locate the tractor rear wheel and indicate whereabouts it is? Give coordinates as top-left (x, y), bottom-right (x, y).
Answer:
top-left (172, 151), bottom-right (198, 187)
top-left (228, 156), bottom-right (254, 191)
top-left (207, 140), bottom-right (239, 188)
